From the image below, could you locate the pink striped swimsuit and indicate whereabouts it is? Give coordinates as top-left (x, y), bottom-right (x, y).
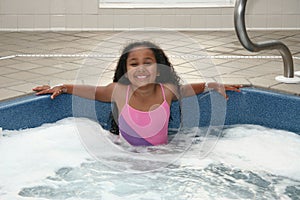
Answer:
top-left (118, 84), bottom-right (170, 146)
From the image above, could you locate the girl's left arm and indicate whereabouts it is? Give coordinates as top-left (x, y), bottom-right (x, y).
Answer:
top-left (181, 82), bottom-right (242, 99)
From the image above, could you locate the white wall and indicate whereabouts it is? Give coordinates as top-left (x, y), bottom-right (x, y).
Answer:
top-left (0, 0), bottom-right (299, 31)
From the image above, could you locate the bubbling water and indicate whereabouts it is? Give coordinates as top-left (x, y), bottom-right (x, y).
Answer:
top-left (0, 118), bottom-right (300, 200)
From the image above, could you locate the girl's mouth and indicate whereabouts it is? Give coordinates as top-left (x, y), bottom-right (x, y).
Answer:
top-left (136, 75), bottom-right (148, 79)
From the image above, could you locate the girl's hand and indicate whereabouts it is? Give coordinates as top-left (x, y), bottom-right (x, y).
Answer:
top-left (32, 84), bottom-right (66, 99)
top-left (207, 82), bottom-right (242, 100)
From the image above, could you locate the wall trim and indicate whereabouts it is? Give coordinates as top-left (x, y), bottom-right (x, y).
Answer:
top-left (1, 27), bottom-right (300, 32)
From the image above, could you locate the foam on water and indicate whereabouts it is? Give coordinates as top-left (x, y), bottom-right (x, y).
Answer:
top-left (0, 117), bottom-right (300, 200)
top-left (212, 125), bottom-right (300, 179)
top-left (0, 118), bottom-right (93, 200)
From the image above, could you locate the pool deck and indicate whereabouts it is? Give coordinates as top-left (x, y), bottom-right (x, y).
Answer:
top-left (0, 30), bottom-right (300, 101)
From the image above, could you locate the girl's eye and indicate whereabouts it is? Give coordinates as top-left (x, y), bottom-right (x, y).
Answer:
top-left (144, 62), bottom-right (153, 66)
top-left (129, 63), bottom-right (152, 67)
top-left (130, 63), bottom-right (138, 67)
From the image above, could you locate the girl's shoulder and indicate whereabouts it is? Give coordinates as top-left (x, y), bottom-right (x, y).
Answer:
top-left (106, 82), bottom-right (127, 89)
top-left (107, 83), bottom-right (128, 103)
top-left (115, 83), bottom-right (128, 90)
top-left (113, 83), bottom-right (129, 95)
top-left (161, 83), bottom-right (179, 100)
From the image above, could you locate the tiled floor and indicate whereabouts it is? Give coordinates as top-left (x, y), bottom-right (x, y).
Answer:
top-left (0, 30), bottom-right (300, 101)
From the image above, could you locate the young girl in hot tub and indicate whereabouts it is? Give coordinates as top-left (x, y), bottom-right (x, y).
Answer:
top-left (33, 41), bottom-right (241, 146)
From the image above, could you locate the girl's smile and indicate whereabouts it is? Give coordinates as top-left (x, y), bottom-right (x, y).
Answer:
top-left (135, 75), bottom-right (149, 80)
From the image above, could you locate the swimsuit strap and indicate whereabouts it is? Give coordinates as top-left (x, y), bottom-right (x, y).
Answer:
top-left (159, 83), bottom-right (166, 101)
top-left (125, 85), bottom-right (131, 104)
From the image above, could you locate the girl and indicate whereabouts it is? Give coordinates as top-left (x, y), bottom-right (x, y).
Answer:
top-left (33, 41), bottom-right (241, 146)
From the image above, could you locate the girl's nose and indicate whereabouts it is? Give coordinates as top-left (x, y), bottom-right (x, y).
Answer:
top-left (137, 65), bottom-right (146, 71)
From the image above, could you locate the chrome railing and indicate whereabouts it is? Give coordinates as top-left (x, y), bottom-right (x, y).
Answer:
top-left (234, 0), bottom-right (294, 78)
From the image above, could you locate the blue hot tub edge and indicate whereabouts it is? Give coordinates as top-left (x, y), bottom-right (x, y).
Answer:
top-left (0, 87), bottom-right (300, 133)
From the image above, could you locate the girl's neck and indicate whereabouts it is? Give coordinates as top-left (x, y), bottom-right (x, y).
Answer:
top-left (130, 83), bottom-right (157, 98)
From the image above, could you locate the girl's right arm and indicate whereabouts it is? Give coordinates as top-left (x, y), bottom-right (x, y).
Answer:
top-left (32, 83), bottom-right (117, 102)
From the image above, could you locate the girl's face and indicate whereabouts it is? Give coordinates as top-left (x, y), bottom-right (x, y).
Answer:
top-left (126, 46), bottom-right (158, 87)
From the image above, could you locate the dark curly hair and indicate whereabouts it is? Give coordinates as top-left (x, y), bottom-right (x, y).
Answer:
top-left (110, 41), bottom-right (181, 135)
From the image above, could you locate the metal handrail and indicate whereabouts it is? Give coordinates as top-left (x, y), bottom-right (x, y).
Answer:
top-left (234, 0), bottom-right (294, 78)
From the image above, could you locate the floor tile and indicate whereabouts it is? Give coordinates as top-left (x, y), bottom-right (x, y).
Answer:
top-left (0, 30), bottom-right (300, 101)
top-left (0, 88), bottom-right (25, 101)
